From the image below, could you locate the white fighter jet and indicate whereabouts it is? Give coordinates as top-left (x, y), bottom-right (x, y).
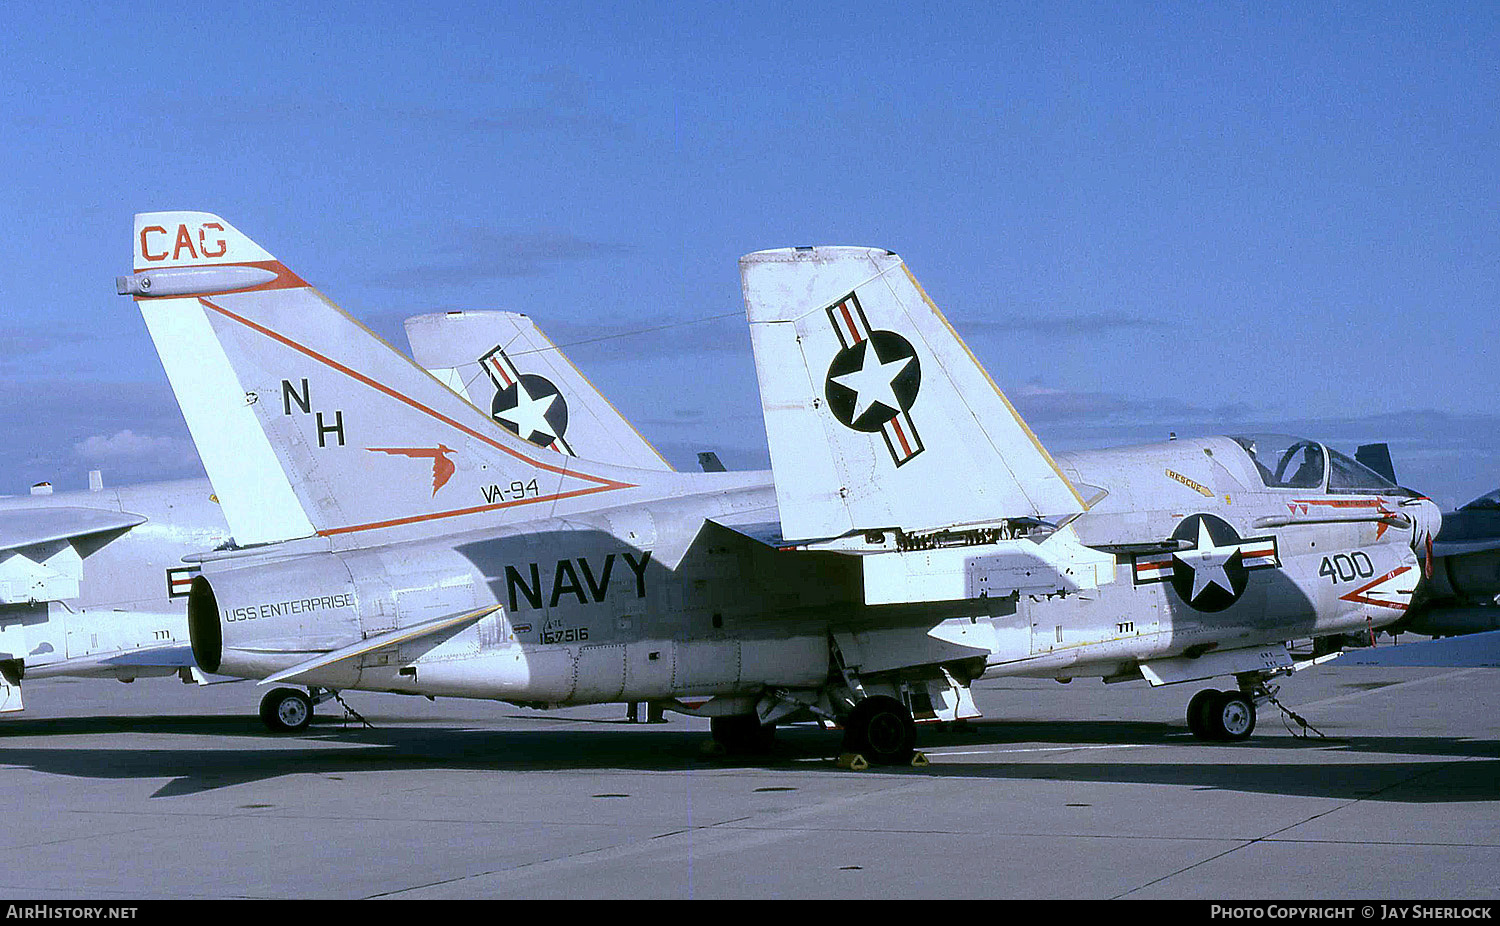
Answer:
top-left (120, 214), bottom-right (1442, 761)
top-left (0, 305), bottom-right (665, 715)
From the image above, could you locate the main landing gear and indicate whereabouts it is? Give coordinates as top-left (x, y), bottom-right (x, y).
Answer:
top-left (706, 694), bottom-right (920, 766)
top-left (259, 686), bottom-right (339, 733)
top-left (842, 695), bottom-right (917, 765)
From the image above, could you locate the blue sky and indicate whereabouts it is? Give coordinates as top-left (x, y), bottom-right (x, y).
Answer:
top-left (1, 1), bottom-right (1496, 507)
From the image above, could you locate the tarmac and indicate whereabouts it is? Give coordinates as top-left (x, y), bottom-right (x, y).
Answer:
top-left (0, 661), bottom-right (1496, 900)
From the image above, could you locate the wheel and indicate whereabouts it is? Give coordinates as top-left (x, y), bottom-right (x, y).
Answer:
top-left (1187, 688), bottom-right (1222, 739)
top-left (1206, 691), bottom-right (1256, 741)
top-left (710, 714), bottom-right (776, 754)
top-left (843, 695), bottom-right (916, 765)
top-left (259, 687), bottom-right (314, 733)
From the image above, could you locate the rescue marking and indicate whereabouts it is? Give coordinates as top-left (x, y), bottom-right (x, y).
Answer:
top-left (1166, 469), bottom-right (1213, 497)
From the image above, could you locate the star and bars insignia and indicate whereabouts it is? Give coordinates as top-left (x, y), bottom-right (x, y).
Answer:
top-left (1132, 513), bottom-right (1280, 612)
top-left (822, 292), bottom-right (924, 467)
top-left (478, 346), bottom-right (574, 454)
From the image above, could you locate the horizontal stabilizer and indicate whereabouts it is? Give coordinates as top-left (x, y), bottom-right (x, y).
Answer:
top-left (708, 508), bottom-right (801, 550)
top-left (741, 246), bottom-right (1084, 543)
top-left (259, 604), bottom-right (500, 685)
top-left (710, 520), bottom-right (789, 550)
top-left (99, 643), bottom-right (197, 668)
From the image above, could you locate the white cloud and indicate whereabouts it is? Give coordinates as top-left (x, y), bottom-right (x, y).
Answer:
top-left (73, 429), bottom-right (189, 463)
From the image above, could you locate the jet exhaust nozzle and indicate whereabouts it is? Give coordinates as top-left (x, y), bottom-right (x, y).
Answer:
top-left (187, 576), bottom-right (222, 673)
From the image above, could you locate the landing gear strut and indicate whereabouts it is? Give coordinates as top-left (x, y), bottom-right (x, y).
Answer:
top-left (843, 695), bottom-right (917, 765)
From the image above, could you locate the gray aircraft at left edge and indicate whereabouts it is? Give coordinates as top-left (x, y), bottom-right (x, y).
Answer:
top-left (0, 306), bottom-right (672, 716)
top-left (113, 212), bottom-right (1466, 764)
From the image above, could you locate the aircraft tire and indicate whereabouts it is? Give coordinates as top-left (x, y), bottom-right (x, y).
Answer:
top-left (843, 695), bottom-right (916, 765)
top-left (1187, 689), bottom-right (1223, 739)
top-left (1209, 691), bottom-right (1256, 741)
top-left (710, 714), bottom-right (776, 754)
top-left (259, 687), bottom-right (314, 733)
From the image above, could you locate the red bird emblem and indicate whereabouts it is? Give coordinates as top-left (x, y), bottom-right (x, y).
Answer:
top-left (366, 444), bottom-right (457, 496)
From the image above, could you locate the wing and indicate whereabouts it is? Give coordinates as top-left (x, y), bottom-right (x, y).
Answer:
top-left (0, 506), bottom-right (146, 553)
top-left (0, 507), bottom-right (145, 604)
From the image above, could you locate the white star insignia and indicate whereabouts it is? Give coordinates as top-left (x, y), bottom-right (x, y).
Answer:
top-left (1175, 519), bottom-right (1240, 603)
top-left (831, 344), bottom-right (912, 422)
top-left (497, 380), bottom-right (559, 443)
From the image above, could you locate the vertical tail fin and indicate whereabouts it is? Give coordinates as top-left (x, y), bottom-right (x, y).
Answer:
top-left (121, 212), bottom-right (641, 546)
top-left (404, 311), bottom-right (673, 471)
top-left (741, 246), bottom-right (1084, 543)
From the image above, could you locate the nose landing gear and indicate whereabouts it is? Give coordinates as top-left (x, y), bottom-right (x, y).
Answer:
top-left (258, 686), bottom-right (349, 732)
top-left (259, 687), bottom-right (314, 733)
top-left (1186, 688), bottom-right (1257, 741)
top-left (1187, 673), bottom-right (1325, 741)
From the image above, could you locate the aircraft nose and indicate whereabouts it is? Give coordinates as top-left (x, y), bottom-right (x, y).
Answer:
top-left (1402, 496), bottom-right (1442, 579)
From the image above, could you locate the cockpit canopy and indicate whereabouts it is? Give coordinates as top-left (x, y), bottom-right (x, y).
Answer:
top-left (1231, 434), bottom-right (1403, 494)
